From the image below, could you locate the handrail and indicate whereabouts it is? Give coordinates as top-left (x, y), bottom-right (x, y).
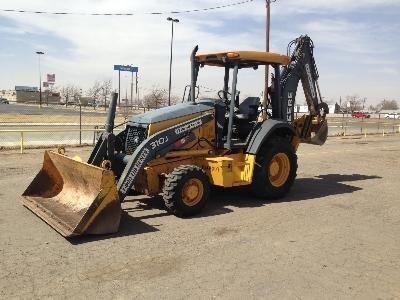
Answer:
top-left (0, 121), bottom-right (398, 154)
top-left (0, 127), bottom-right (122, 154)
top-left (0, 128), bottom-right (102, 133)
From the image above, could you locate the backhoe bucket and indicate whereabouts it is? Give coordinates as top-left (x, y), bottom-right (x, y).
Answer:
top-left (310, 119), bottom-right (328, 145)
top-left (21, 151), bottom-right (121, 237)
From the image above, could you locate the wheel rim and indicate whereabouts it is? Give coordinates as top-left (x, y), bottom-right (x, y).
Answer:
top-left (268, 153), bottom-right (290, 187)
top-left (181, 178), bottom-right (204, 207)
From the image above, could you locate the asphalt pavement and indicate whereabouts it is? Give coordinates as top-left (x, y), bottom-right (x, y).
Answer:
top-left (1, 135), bottom-right (399, 298)
top-left (0, 102), bottom-right (106, 116)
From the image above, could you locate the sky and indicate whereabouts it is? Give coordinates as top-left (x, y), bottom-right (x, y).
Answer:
top-left (0, 0), bottom-right (399, 106)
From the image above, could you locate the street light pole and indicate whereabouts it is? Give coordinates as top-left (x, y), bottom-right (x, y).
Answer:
top-left (263, 0), bottom-right (276, 114)
top-left (167, 17), bottom-right (179, 106)
top-left (36, 51), bottom-right (44, 108)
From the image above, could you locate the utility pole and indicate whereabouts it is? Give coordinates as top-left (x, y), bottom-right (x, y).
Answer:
top-left (36, 51), bottom-right (44, 108)
top-left (264, 0), bottom-right (276, 113)
top-left (136, 73), bottom-right (138, 108)
top-left (130, 68), bottom-right (134, 109)
top-left (118, 70), bottom-right (121, 107)
top-left (167, 17), bottom-right (179, 106)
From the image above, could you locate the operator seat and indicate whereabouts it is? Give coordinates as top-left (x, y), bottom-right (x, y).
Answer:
top-left (232, 97), bottom-right (261, 140)
top-left (235, 97), bottom-right (260, 121)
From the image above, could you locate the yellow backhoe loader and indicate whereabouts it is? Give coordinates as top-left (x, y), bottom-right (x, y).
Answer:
top-left (21, 35), bottom-right (328, 237)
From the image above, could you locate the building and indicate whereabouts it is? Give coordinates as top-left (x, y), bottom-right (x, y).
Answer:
top-left (0, 86), bottom-right (60, 104)
top-left (295, 103), bottom-right (338, 114)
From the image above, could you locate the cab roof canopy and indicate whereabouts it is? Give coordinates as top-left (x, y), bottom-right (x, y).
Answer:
top-left (195, 51), bottom-right (291, 69)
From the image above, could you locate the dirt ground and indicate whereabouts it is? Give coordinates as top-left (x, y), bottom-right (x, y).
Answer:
top-left (0, 135), bottom-right (399, 299)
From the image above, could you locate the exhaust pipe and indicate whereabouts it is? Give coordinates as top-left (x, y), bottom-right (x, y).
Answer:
top-left (190, 45), bottom-right (199, 103)
top-left (87, 92), bottom-right (118, 166)
top-left (105, 92), bottom-right (118, 133)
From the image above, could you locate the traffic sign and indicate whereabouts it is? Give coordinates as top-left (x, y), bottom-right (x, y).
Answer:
top-left (113, 65), bottom-right (138, 72)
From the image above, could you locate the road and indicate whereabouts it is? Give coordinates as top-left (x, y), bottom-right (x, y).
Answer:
top-left (0, 102), bottom-right (105, 116)
top-left (0, 124), bottom-right (103, 147)
top-left (0, 103), bottom-right (130, 147)
top-left (0, 135), bottom-right (399, 298)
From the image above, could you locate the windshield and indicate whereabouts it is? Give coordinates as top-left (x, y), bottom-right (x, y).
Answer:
top-left (195, 64), bottom-right (265, 101)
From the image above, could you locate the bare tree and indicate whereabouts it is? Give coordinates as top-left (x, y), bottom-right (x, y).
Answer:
top-left (368, 104), bottom-right (376, 112)
top-left (378, 99), bottom-right (398, 111)
top-left (87, 80), bottom-right (101, 101)
top-left (345, 95), bottom-right (363, 112)
top-left (88, 79), bottom-right (112, 107)
top-left (43, 84), bottom-right (60, 105)
top-left (60, 84), bottom-right (82, 106)
top-left (143, 87), bottom-right (168, 109)
top-left (170, 94), bottom-right (180, 105)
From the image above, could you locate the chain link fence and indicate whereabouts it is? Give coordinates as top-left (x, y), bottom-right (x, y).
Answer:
top-left (327, 114), bottom-right (400, 136)
top-left (0, 102), bottom-right (144, 152)
top-left (1, 104), bottom-right (399, 153)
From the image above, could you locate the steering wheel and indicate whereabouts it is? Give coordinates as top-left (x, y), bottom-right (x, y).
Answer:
top-left (217, 90), bottom-right (231, 100)
top-left (217, 90), bottom-right (232, 107)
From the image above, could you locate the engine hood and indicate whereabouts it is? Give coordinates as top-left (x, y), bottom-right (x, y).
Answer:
top-left (127, 100), bottom-right (218, 125)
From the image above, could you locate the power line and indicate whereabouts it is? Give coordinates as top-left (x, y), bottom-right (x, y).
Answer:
top-left (0, 0), bottom-right (254, 16)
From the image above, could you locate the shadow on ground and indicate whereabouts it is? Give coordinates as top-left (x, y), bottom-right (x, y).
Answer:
top-left (202, 173), bottom-right (382, 216)
top-left (284, 173), bottom-right (381, 202)
top-left (69, 211), bottom-right (160, 245)
top-left (70, 173), bottom-right (381, 244)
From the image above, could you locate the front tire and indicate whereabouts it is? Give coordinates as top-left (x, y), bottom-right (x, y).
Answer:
top-left (163, 165), bottom-right (210, 217)
top-left (250, 137), bottom-right (297, 199)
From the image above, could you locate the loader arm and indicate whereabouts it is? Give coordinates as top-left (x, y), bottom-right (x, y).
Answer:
top-left (88, 92), bottom-right (118, 166)
top-left (117, 113), bottom-right (214, 200)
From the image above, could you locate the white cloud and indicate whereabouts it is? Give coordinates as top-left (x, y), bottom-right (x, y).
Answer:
top-left (0, 1), bottom-right (267, 93)
top-left (0, 0), bottom-right (399, 104)
top-left (272, 0), bottom-right (400, 15)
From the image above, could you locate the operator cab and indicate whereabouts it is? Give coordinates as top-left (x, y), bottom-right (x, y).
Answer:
top-left (190, 49), bottom-right (291, 149)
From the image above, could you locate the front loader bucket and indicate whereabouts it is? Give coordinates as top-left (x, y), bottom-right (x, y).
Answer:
top-left (21, 151), bottom-right (121, 237)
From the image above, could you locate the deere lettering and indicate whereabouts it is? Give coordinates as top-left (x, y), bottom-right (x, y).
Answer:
top-left (175, 119), bottom-right (202, 135)
top-left (287, 92), bottom-right (294, 121)
top-left (120, 147), bottom-right (150, 194)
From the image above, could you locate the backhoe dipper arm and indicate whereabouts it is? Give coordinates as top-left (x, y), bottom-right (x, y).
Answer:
top-left (278, 35), bottom-right (329, 146)
top-left (117, 113), bottom-right (214, 201)
top-left (280, 35), bottom-right (327, 122)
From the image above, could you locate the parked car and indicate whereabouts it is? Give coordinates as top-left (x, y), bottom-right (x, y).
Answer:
top-left (385, 113), bottom-right (400, 119)
top-left (0, 97), bottom-right (9, 104)
top-left (351, 111), bottom-right (370, 118)
top-left (87, 100), bottom-right (98, 107)
top-left (59, 99), bottom-right (77, 106)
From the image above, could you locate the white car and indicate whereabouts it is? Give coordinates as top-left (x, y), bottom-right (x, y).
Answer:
top-left (385, 113), bottom-right (400, 119)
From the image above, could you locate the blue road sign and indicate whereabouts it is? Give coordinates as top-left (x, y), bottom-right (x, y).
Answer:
top-left (114, 65), bottom-right (138, 72)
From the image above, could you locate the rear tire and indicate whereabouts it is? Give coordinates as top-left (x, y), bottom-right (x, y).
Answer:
top-left (250, 137), bottom-right (297, 199)
top-left (163, 165), bottom-right (210, 217)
